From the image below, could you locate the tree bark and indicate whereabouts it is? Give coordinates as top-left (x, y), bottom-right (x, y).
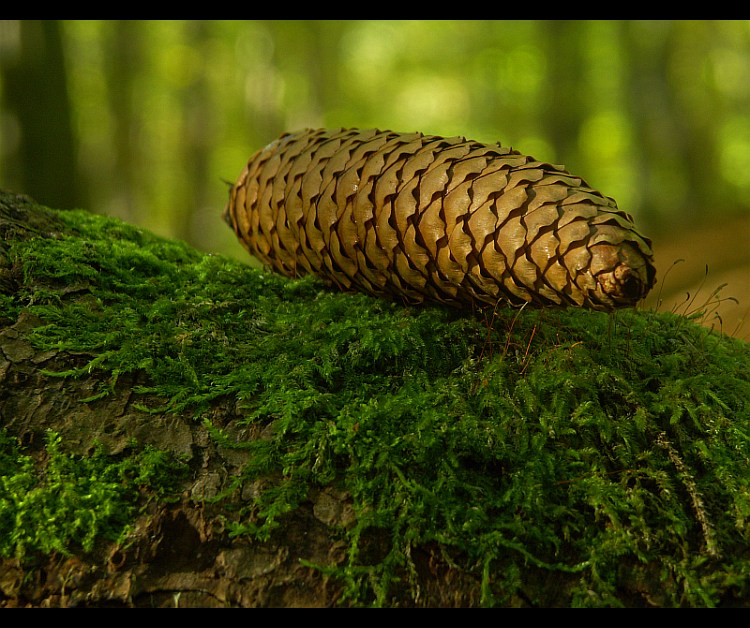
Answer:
top-left (0, 192), bottom-right (483, 607)
top-left (0, 192), bottom-right (353, 607)
top-left (1, 190), bottom-right (749, 608)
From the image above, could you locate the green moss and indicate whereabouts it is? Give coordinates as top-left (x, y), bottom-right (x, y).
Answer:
top-left (0, 429), bottom-right (188, 561)
top-left (3, 205), bottom-right (750, 606)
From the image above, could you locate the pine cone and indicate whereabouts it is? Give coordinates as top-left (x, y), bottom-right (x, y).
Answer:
top-left (223, 128), bottom-right (656, 312)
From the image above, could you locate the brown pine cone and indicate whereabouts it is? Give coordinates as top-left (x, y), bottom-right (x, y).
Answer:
top-left (223, 128), bottom-right (656, 312)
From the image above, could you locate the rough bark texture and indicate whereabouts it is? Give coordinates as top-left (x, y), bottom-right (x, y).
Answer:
top-left (1, 191), bottom-right (749, 608)
top-left (0, 193), bottom-right (352, 607)
top-left (0, 193), bottom-right (491, 607)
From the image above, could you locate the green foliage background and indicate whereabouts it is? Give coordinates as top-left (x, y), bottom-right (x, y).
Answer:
top-left (1, 20), bottom-right (750, 254)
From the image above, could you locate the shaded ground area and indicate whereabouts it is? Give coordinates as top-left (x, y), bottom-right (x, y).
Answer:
top-left (644, 214), bottom-right (750, 341)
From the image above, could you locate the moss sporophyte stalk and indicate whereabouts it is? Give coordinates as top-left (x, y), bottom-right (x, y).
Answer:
top-left (1, 199), bottom-right (749, 606)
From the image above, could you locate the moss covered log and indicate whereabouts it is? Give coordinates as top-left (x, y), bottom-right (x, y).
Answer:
top-left (1, 190), bottom-right (749, 607)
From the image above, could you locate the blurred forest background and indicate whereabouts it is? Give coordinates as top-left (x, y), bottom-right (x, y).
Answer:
top-left (0, 20), bottom-right (748, 338)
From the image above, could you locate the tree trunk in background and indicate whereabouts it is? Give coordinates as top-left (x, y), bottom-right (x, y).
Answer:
top-left (670, 21), bottom-right (724, 223)
top-left (619, 20), bottom-right (720, 230)
top-left (102, 20), bottom-right (145, 225)
top-left (174, 20), bottom-right (214, 245)
top-left (305, 20), bottom-right (346, 124)
top-left (1, 20), bottom-right (86, 211)
top-left (539, 20), bottom-right (588, 168)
